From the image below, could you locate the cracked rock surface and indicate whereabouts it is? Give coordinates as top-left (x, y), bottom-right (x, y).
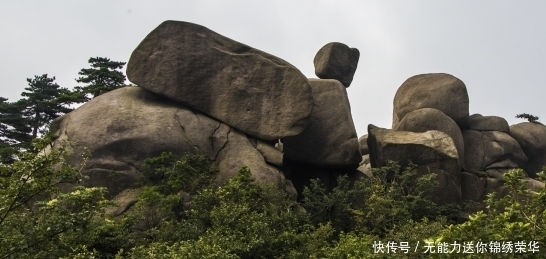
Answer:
top-left (50, 87), bottom-right (295, 197)
top-left (127, 20), bottom-right (313, 141)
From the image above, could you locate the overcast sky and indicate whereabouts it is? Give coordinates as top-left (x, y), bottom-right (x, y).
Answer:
top-left (1, 1), bottom-right (545, 137)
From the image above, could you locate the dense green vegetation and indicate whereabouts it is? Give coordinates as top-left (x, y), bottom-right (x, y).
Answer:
top-left (1, 60), bottom-right (544, 257)
top-left (1, 139), bottom-right (544, 258)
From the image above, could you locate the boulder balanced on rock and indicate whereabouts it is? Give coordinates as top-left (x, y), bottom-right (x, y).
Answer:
top-left (396, 108), bottom-right (465, 169)
top-left (127, 20), bottom-right (313, 141)
top-left (49, 87), bottom-right (296, 198)
top-left (313, 42), bottom-right (360, 87)
top-left (283, 79), bottom-right (361, 168)
top-left (392, 73), bottom-right (469, 129)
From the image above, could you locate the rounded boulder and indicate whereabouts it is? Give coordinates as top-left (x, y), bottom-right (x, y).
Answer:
top-left (392, 73), bottom-right (469, 129)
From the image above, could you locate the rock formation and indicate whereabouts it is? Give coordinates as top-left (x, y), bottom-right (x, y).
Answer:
top-left (396, 108), bottom-right (464, 168)
top-left (50, 87), bottom-right (296, 198)
top-left (126, 20), bottom-right (313, 141)
top-left (510, 122), bottom-right (546, 177)
top-left (283, 79), bottom-right (361, 168)
top-left (48, 20), bottom-right (544, 212)
top-left (367, 126), bottom-right (462, 205)
top-left (313, 42), bottom-right (360, 87)
top-left (462, 130), bottom-right (527, 174)
top-left (358, 134), bottom-right (369, 155)
top-left (392, 73), bottom-right (469, 129)
top-left (377, 72), bottom-right (544, 207)
top-left (468, 114), bottom-right (510, 133)
top-left (50, 20), bottom-right (367, 201)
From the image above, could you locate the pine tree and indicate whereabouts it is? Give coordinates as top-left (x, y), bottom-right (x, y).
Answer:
top-left (0, 98), bottom-right (32, 162)
top-left (516, 113), bottom-right (539, 123)
top-left (20, 74), bottom-right (78, 139)
top-left (75, 57), bottom-right (127, 101)
top-left (0, 97), bottom-right (31, 145)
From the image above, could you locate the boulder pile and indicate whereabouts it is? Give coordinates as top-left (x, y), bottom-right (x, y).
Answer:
top-left (361, 72), bottom-right (546, 207)
top-left (50, 20), bottom-right (545, 211)
top-left (50, 20), bottom-right (362, 201)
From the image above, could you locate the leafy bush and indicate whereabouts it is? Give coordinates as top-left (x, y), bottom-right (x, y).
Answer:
top-left (302, 161), bottom-right (453, 237)
top-left (0, 140), bottom-right (110, 259)
top-left (140, 151), bottom-right (218, 195)
top-left (429, 169), bottom-right (546, 258)
top-left (129, 166), bottom-right (331, 258)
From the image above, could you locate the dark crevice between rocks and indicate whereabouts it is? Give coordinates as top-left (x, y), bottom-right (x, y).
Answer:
top-left (174, 112), bottom-right (199, 152)
top-left (209, 122), bottom-right (222, 150)
top-left (214, 127), bottom-right (231, 162)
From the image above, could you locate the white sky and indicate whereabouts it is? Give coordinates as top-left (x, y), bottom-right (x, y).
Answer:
top-left (1, 1), bottom-right (545, 137)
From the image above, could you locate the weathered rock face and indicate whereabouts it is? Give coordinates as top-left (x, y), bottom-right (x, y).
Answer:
top-left (313, 42), bottom-right (360, 87)
top-left (468, 114), bottom-right (510, 133)
top-left (358, 134), bottom-right (369, 155)
top-left (283, 79), bottom-right (361, 168)
top-left (367, 126), bottom-right (459, 174)
top-left (367, 126), bottom-right (461, 205)
top-left (126, 20), bottom-right (313, 141)
top-left (356, 154), bottom-right (373, 178)
top-left (460, 172), bottom-right (503, 208)
top-left (396, 108), bottom-right (464, 168)
top-left (461, 170), bottom-right (544, 211)
top-left (392, 73), bottom-right (469, 129)
top-left (510, 122), bottom-right (546, 177)
top-left (50, 87), bottom-right (296, 197)
top-left (462, 130), bottom-right (527, 174)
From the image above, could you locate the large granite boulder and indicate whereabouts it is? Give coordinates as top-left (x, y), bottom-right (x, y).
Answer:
top-left (367, 126), bottom-right (461, 205)
top-left (510, 122), bottom-right (546, 177)
top-left (396, 108), bottom-right (464, 168)
top-left (462, 130), bottom-right (527, 174)
top-left (49, 87), bottom-right (296, 197)
top-left (313, 42), bottom-right (360, 87)
top-left (392, 73), bottom-right (469, 129)
top-left (468, 114), bottom-right (510, 133)
top-left (283, 79), bottom-right (361, 168)
top-left (126, 20), bottom-right (313, 141)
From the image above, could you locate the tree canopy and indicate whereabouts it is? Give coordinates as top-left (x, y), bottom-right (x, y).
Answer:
top-left (75, 57), bottom-right (127, 101)
top-left (0, 57), bottom-right (129, 162)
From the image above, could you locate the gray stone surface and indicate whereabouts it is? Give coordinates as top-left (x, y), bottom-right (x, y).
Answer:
top-left (468, 114), bottom-right (510, 133)
top-left (396, 108), bottom-right (464, 168)
top-left (460, 171), bottom-right (503, 203)
top-left (358, 134), bottom-right (369, 155)
top-left (283, 79), bottom-right (361, 168)
top-left (462, 130), bottom-right (527, 173)
top-left (356, 154), bottom-right (373, 178)
top-left (255, 139), bottom-right (284, 167)
top-left (313, 42), bottom-right (360, 87)
top-left (510, 122), bottom-right (546, 178)
top-left (367, 126), bottom-right (461, 205)
top-left (367, 126), bottom-right (459, 173)
top-left (50, 87), bottom-right (296, 197)
top-left (392, 73), bottom-right (469, 129)
top-left (216, 128), bottom-right (297, 199)
top-left (105, 188), bottom-right (143, 216)
top-left (126, 20), bottom-right (313, 140)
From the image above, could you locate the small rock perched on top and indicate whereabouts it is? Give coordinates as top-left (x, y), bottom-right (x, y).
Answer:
top-left (313, 42), bottom-right (360, 87)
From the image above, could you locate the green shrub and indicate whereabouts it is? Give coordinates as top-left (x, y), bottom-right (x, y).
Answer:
top-left (0, 140), bottom-right (110, 259)
top-left (429, 169), bottom-right (546, 258)
top-left (129, 166), bottom-right (331, 258)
